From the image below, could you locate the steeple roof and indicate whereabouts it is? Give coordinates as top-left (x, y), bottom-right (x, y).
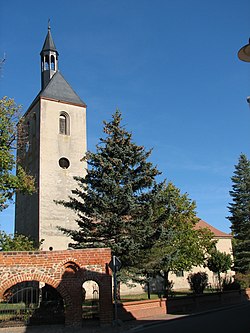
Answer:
top-left (40, 25), bottom-right (58, 54)
top-left (27, 71), bottom-right (86, 111)
top-left (40, 71), bottom-right (86, 106)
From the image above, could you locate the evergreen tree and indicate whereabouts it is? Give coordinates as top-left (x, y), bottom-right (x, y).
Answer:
top-left (57, 110), bottom-right (164, 270)
top-left (228, 153), bottom-right (250, 273)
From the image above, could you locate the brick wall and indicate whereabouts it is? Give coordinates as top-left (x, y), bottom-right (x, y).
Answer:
top-left (118, 298), bottom-right (167, 320)
top-left (167, 289), bottom-right (250, 315)
top-left (0, 248), bottom-right (113, 326)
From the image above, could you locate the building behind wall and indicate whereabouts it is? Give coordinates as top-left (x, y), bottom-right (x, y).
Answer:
top-left (15, 25), bottom-right (87, 250)
top-left (119, 219), bottom-right (234, 295)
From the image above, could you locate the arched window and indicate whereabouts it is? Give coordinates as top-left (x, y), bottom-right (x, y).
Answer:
top-left (59, 112), bottom-right (70, 135)
top-left (44, 55), bottom-right (49, 70)
top-left (51, 55), bottom-right (55, 70)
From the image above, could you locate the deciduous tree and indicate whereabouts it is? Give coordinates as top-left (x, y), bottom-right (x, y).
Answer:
top-left (0, 97), bottom-right (35, 211)
top-left (0, 231), bottom-right (40, 251)
top-left (137, 182), bottom-right (215, 296)
top-left (207, 249), bottom-right (232, 290)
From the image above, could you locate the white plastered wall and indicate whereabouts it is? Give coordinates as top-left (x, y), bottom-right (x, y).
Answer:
top-left (39, 98), bottom-right (87, 250)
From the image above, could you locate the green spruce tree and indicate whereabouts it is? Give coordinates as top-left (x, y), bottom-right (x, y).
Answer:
top-left (57, 110), bottom-right (164, 270)
top-left (228, 153), bottom-right (250, 273)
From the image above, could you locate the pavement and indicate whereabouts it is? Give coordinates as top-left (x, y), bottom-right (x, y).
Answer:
top-left (0, 302), bottom-right (248, 333)
top-left (0, 313), bottom-right (186, 333)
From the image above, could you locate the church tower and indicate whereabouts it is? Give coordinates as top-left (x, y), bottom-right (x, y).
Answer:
top-left (15, 25), bottom-right (87, 250)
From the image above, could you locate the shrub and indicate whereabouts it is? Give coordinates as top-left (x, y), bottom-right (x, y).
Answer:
top-left (222, 277), bottom-right (241, 291)
top-left (234, 273), bottom-right (250, 289)
top-left (187, 272), bottom-right (208, 294)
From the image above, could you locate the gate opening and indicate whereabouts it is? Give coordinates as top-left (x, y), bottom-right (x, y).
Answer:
top-left (82, 280), bottom-right (100, 321)
top-left (0, 281), bottom-right (65, 327)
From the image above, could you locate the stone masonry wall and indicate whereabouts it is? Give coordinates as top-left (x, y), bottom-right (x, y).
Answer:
top-left (0, 248), bottom-right (113, 326)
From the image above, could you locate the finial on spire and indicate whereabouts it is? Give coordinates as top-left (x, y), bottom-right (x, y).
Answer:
top-left (48, 19), bottom-right (51, 31)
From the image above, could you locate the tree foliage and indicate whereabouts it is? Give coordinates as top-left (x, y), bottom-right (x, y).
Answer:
top-left (0, 231), bottom-right (40, 251)
top-left (136, 182), bottom-right (215, 295)
top-left (187, 272), bottom-right (208, 294)
top-left (57, 109), bottom-right (165, 271)
top-left (227, 153), bottom-right (250, 273)
top-left (0, 96), bottom-right (35, 211)
top-left (207, 249), bottom-right (232, 290)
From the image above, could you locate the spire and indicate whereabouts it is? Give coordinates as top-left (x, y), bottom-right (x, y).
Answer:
top-left (40, 22), bottom-right (59, 89)
top-left (41, 21), bottom-right (58, 54)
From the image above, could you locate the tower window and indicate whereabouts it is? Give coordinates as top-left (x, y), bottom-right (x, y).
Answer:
top-left (59, 112), bottom-right (70, 135)
top-left (59, 157), bottom-right (70, 169)
top-left (51, 55), bottom-right (55, 70)
top-left (44, 55), bottom-right (49, 70)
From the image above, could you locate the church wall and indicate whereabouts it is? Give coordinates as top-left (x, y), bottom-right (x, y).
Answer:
top-left (15, 102), bottom-right (41, 243)
top-left (39, 99), bottom-right (87, 250)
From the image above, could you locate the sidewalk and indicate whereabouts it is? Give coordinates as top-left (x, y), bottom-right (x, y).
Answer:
top-left (0, 313), bottom-right (185, 333)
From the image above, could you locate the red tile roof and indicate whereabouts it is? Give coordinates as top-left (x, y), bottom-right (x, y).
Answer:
top-left (195, 219), bottom-right (232, 238)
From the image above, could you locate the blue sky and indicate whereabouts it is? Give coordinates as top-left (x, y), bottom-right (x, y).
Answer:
top-left (1, 0), bottom-right (250, 235)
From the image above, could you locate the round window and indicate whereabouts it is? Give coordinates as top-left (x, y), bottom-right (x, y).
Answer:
top-left (59, 157), bottom-right (70, 169)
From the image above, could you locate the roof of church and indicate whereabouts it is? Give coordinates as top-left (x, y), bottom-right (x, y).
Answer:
top-left (195, 219), bottom-right (232, 238)
top-left (40, 27), bottom-right (58, 54)
top-left (39, 71), bottom-right (86, 106)
top-left (27, 71), bottom-right (86, 111)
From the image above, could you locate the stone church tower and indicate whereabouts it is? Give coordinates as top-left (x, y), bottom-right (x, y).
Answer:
top-left (15, 25), bottom-right (87, 250)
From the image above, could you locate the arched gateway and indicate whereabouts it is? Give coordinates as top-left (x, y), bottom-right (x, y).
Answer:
top-left (0, 248), bottom-right (113, 326)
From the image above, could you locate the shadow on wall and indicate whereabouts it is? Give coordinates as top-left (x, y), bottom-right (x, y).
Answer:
top-left (167, 289), bottom-right (250, 315)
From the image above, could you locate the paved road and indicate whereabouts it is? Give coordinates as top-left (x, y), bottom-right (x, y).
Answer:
top-left (131, 303), bottom-right (250, 333)
top-left (0, 303), bottom-right (249, 333)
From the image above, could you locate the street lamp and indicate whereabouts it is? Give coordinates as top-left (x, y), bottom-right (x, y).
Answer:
top-left (238, 38), bottom-right (250, 62)
top-left (238, 38), bottom-right (250, 105)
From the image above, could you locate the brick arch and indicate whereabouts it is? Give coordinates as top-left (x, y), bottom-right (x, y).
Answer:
top-left (0, 249), bottom-right (113, 326)
top-left (79, 269), bottom-right (108, 286)
top-left (0, 273), bottom-right (59, 297)
top-left (0, 273), bottom-right (72, 309)
top-left (54, 257), bottom-right (82, 273)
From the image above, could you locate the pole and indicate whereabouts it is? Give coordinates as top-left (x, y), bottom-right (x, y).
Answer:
top-left (113, 255), bottom-right (118, 323)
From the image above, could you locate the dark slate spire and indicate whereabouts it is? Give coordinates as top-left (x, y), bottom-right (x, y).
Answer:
top-left (40, 21), bottom-right (58, 54)
top-left (40, 23), bottom-right (59, 89)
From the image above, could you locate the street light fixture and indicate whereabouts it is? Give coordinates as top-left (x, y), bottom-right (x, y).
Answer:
top-left (238, 38), bottom-right (250, 62)
top-left (238, 39), bottom-right (250, 105)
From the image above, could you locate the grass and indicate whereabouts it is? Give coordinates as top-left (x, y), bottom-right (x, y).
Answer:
top-left (119, 288), bottom-right (217, 302)
top-left (0, 303), bottom-right (26, 310)
top-left (120, 293), bottom-right (159, 302)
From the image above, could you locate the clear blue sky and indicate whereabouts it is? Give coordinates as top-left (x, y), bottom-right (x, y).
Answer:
top-left (1, 0), bottom-right (250, 235)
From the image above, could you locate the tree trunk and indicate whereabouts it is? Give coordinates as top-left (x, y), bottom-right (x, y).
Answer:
top-left (218, 272), bottom-right (222, 291)
top-left (163, 270), bottom-right (170, 298)
top-left (146, 273), bottom-right (151, 299)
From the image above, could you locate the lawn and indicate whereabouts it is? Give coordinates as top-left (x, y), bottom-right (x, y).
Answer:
top-left (119, 288), bottom-right (216, 302)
